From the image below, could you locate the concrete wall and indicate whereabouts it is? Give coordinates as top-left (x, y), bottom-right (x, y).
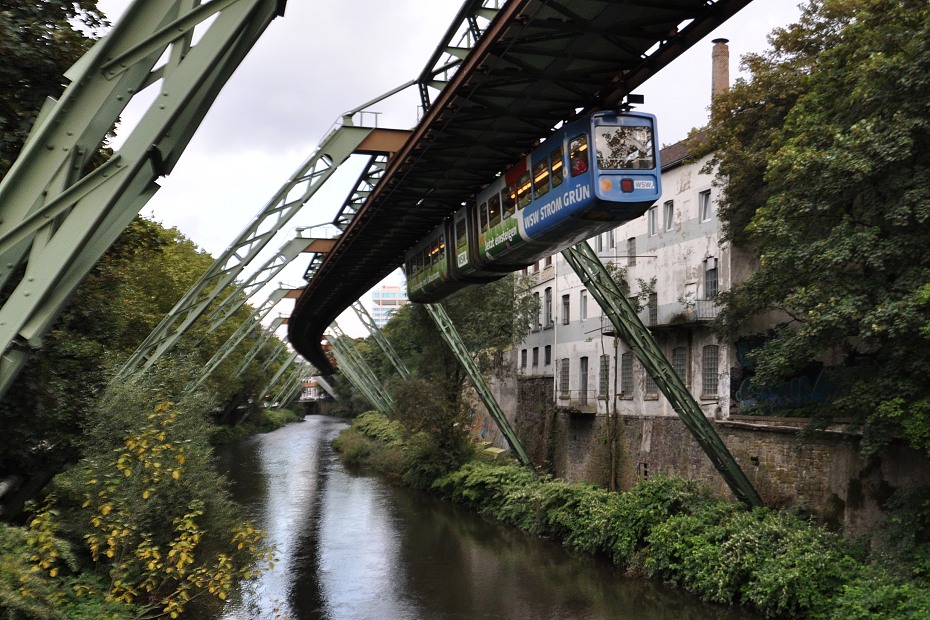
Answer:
top-left (514, 379), bottom-right (930, 536)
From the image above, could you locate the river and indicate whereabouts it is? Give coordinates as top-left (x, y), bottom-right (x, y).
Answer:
top-left (214, 415), bottom-right (757, 620)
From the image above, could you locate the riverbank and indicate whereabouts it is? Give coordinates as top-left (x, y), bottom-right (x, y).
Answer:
top-left (334, 411), bottom-right (930, 619)
top-left (210, 406), bottom-right (304, 445)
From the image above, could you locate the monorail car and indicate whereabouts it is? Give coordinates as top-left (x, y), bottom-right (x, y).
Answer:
top-left (405, 110), bottom-right (661, 303)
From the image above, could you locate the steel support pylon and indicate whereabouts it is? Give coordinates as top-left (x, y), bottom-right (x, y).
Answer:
top-left (561, 242), bottom-right (762, 507)
top-left (0, 0), bottom-right (284, 401)
top-left (184, 290), bottom-right (289, 395)
top-left (115, 120), bottom-right (378, 381)
top-left (330, 322), bottom-right (392, 412)
top-left (424, 303), bottom-right (533, 470)
top-left (351, 301), bottom-right (410, 380)
top-left (257, 350), bottom-right (299, 403)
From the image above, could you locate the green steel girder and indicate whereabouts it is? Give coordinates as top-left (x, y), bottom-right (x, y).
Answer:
top-left (258, 350), bottom-right (298, 403)
top-left (115, 119), bottom-right (380, 381)
top-left (235, 316), bottom-right (286, 375)
top-left (424, 303), bottom-right (533, 469)
top-left (351, 301), bottom-right (411, 380)
top-left (329, 337), bottom-right (392, 412)
top-left (202, 231), bottom-right (324, 335)
top-left (260, 341), bottom-right (289, 372)
top-left (332, 155), bottom-right (389, 233)
top-left (330, 322), bottom-right (393, 412)
top-left (272, 365), bottom-right (309, 408)
top-left (184, 289), bottom-right (289, 394)
top-left (0, 0), bottom-right (285, 400)
top-left (417, 0), bottom-right (504, 112)
top-left (561, 242), bottom-right (762, 507)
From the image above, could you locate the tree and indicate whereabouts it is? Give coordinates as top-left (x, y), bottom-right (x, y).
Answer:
top-left (703, 0), bottom-right (930, 452)
top-left (0, 0), bottom-right (107, 176)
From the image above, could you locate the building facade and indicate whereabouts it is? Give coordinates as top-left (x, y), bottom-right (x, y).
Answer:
top-left (371, 284), bottom-right (408, 328)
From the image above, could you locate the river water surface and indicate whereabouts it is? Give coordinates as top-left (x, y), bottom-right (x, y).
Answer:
top-left (215, 415), bottom-right (756, 620)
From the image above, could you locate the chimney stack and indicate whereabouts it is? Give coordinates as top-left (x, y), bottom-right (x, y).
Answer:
top-left (711, 38), bottom-right (730, 96)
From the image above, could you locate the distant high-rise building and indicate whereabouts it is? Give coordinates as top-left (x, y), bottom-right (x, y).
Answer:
top-left (371, 285), bottom-right (408, 328)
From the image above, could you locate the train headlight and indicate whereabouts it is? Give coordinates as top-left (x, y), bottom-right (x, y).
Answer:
top-left (600, 178), bottom-right (613, 192)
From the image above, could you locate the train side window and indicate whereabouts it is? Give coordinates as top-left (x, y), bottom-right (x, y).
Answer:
top-left (415, 250), bottom-right (423, 273)
top-left (456, 218), bottom-right (466, 249)
top-left (550, 146), bottom-right (564, 188)
top-left (502, 183), bottom-right (517, 218)
top-left (533, 160), bottom-right (550, 199)
top-left (430, 238), bottom-right (440, 265)
top-left (488, 193), bottom-right (502, 227)
top-left (437, 233), bottom-right (445, 262)
top-left (517, 171), bottom-right (532, 209)
top-left (569, 135), bottom-right (588, 176)
top-left (479, 201), bottom-right (489, 233)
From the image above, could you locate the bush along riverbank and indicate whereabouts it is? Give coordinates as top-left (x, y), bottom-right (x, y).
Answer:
top-left (333, 411), bottom-right (930, 619)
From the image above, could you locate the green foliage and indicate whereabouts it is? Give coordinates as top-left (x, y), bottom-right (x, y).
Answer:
top-left (0, 0), bottom-right (107, 176)
top-left (833, 567), bottom-right (930, 619)
top-left (703, 0), bottom-right (930, 452)
top-left (44, 377), bottom-right (274, 618)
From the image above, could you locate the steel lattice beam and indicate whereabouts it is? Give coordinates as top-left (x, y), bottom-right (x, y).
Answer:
top-left (424, 303), bottom-right (533, 469)
top-left (0, 0), bottom-right (285, 400)
top-left (561, 242), bottom-right (762, 507)
top-left (184, 289), bottom-right (289, 394)
top-left (351, 301), bottom-right (410, 380)
top-left (330, 322), bottom-right (392, 412)
top-left (115, 119), bottom-right (378, 380)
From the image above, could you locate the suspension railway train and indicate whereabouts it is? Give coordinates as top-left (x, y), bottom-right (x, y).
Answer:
top-left (404, 110), bottom-right (661, 303)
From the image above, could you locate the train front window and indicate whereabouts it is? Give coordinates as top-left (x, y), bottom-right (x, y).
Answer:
top-left (569, 135), bottom-right (588, 176)
top-left (533, 160), bottom-right (550, 199)
top-left (502, 183), bottom-right (517, 218)
top-left (517, 172), bottom-right (532, 209)
top-left (456, 218), bottom-right (466, 248)
top-left (479, 201), bottom-right (489, 232)
top-left (488, 193), bottom-right (502, 227)
top-left (595, 125), bottom-right (655, 170)
top-left (550, 146), bottom-right (564, 188)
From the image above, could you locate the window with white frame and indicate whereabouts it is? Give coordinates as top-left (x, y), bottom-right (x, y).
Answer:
top-left (596, 233), bottom-right (604, 252)
top-left (607, 228), bottom-right (615, 249)
top-left (532, 347), bottom-right (539, 366)
top-left (544, 345), bottom-right (552, 365)
top-left (627, 237), bottom-right (636, 266)
top-left (579, 356), bottom-right (589, 404)
top-left (664, 200), bottom-right (674, 231)
top-left (702, 345), bottom-right (719, 396)
top-left (580, 290), bottom-right (588, 320)
top-left (521, 349), bottom-right (527, 368)
top-left (648, 292), bottom-right (657, 325)
top-left (559, 358), bottom-right (570, 395)
top-left (533, 292), bottom-right (540, 331)
top-left (544, 287), bottom-right (553, 327)
top-left (648, 205), bottom-right (658, 236)
top-left (699, 189), bottom-right (713, 221)
top-left (704, 257), bottom-right (718, 299)
top-left (561, 294), bottom-right (570, 325)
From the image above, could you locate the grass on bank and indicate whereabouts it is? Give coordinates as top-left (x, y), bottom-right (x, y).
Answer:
top-left (334, 410), bottom-right (930, 620)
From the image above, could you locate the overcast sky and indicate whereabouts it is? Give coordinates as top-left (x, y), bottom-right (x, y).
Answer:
top-left (94, 0), bottom-right (802, 339)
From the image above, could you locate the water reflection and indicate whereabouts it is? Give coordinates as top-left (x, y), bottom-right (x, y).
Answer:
top-left (216, 416), bottom-right (756, 619)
